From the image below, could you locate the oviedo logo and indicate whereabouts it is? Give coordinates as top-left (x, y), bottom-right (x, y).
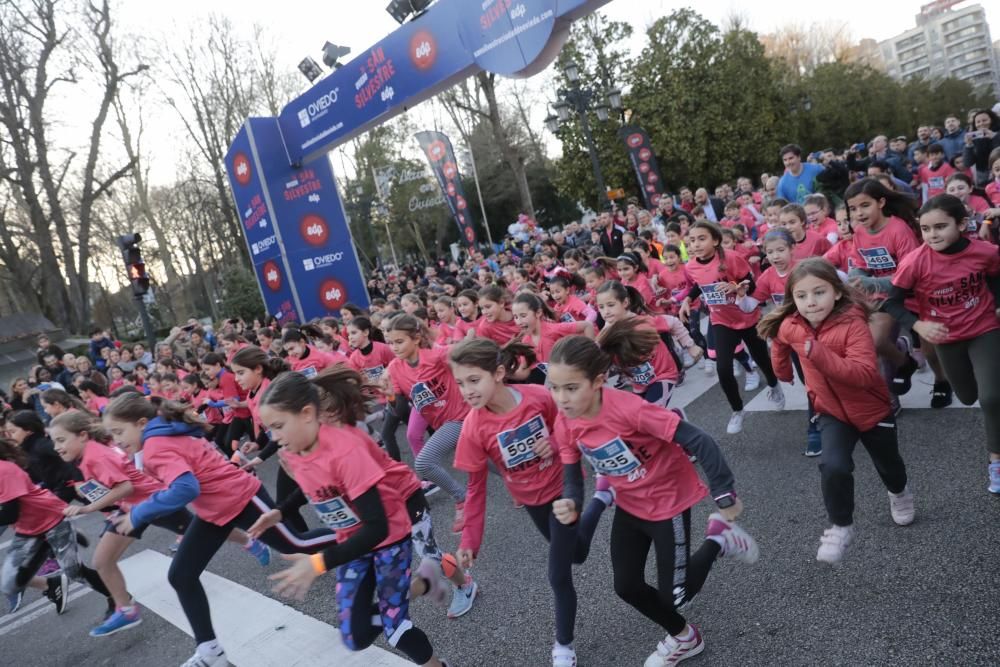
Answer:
top-left (627, 133), bottom-right (644, 148)
top-left (233, 152), bottom-right (252, 186)
top-left (410, 30), bottom-right (438, 71)
top-left (300, 214), bottom-right (329, 247)
top-left (262, 260), bottom-right (282, 291)
top-left (425, 140), bottom-right (447, 162)
top-left (319, 278), bottom-right (347, 310)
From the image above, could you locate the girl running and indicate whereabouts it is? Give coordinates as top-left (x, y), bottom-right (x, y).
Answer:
top-left (454, 289), bottom-right (482, 339)
top-left (547, 336), bottom-right (758, 667)
top-left (48, 411), bottom-right (270, 638)
top-left (888, 194), bottom-right (1000, 494)
top-left (450, 337), bottom-right (611, 667)
top-left (512, 292), bottom-right (594, 365)
top-left (432, 296), bottom-right (460, 345)
top-left (680, 222), bottom-right (784, 434)
top-left (475, 286), bottom-right (520, 345)
top-left (201, 352), bottom-right (251, 455)
top-left (282, 327), bottom-right (348, 377)
top-left (254, 371), bottom-right (452, 666)
top-left (548, 272), bottom-right (596, 323)
top-left (779, 204), bottom-right (833, 260)
top-left (102, 394), bottom-right (339, 667)
top-left (616, 252), bottom-right (658, 312)
top-left (346, 317), bottom-right (402, 459)
top-left (0, 438), bottom-right (111, 618)
top-left (385, 314), bottom-right (470, 533)
top-left (822, 214), bottom-right (856, 274)
top-left (759, 258), bottom-right (913, 563)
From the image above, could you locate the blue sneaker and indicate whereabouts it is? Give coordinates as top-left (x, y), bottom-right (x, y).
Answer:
top-left (89, 607), bottom-right (142, 637)
top-left (989, 462), bottom-right (1000, 495)
top-left (6, 591), bottom-right (23, 614)
top-left (447, 576), bottom-right (478, 619)
top-left (805, 422), bottom-right (822, 457)
top-left (245, 538), bottom-right (271, 567)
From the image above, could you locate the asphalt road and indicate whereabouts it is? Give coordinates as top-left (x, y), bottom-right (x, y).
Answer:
top-left (3, 368), bottom-right (998, 667)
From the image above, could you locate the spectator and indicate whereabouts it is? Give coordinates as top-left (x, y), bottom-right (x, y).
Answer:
top-left (694, 187), bottom-right (725, 221)
top-left (961, 108), bottom-right (1000, 186)
top-left (907, 125), bottom-right (933, 161)
top-left (868, 160), bottom-right (915, 196)
top-left (596, 209), bottom-right (625, 257)
top-left (131, 343), bottom-right (153, 366)
top-left (938, 114), bottom-right (966, 159)
top-left (845, 135), bottom-right (910, 182)
top-left (88, 327), bottom-right (115, 363)
top-left (777, 144), bottom-right (825, 204)
top-left (677, 186), bottom-right (696, 212)
top-left (35, 334), bottom-right (64, 366)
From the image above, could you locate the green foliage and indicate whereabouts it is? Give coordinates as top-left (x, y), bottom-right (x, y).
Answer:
top-left (219, 267), bottom-right (265, 322)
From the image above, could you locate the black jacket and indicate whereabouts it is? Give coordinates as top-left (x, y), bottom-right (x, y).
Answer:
top-left (21, 433), bottom-right (81, 503)
top-left (599, 226), bottom-right (625, 257)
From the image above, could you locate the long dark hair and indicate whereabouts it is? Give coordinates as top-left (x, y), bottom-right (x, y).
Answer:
top-left (597, 317), bottom-right (660, 368)
top-left (0, 438), bottom-right (28, 468)
top-left (844, 177), bottom-right (918, 234)
top-left (104, 392), bottom-right (204, 428)
top-left (691, 221), bottom-right (728, 273)
top-left (259, 366), bottom-right (375, 427)
top-left (512, 292), bottom-right (557, 322)
top-left (449, 337), bottom-right (536, 376)
top-left (549, 335), bottom-right (611, 381)
top-left (231, 346), bottom-right (290, 379)
top-left (596, 280), bottom-right (650, 315)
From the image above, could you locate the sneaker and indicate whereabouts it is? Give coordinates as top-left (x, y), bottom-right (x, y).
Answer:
top-left (891, 395), bottom-right (902, 417)
top-left (451, 502), bottom-right (465, 535)
top-left (705, 513), bottom-right (759, 563)
top-left (104, 596), bottom-right (116, 620)
top-left (767, 384), bottom-right (785, 410)
top-left (421, 481), bottom-right (440, 497)
top-left (169, 536), bottom-right (182, 554)
top-left (888, 487), bottom-right (915, 526)
top-left (989, 462), bottom-right (1000, 495)
top-left (816, 525), bottom-right (855, 564)
top-left (704, 359), bottom-right (715, 376)
top-left (6, 591), bottom-right (23, 614)
top-left (37, 557), bottom-right (60, 577)
top-left (733, 362), bottom-right (743, 378)
top-left (415, 559), bottom-right (449, 606)
top-left (890, 339), bottom-right (917, 395)
top-left (743, 370), bottom-right (760, 392)
top-left (45, 572), bottom-right (69, 614)
top-left (447, 576), bottom-right (478, 619)
top-left (244, 538), bottom-right (271, 567)
top-left (594, 474), bottom-right (615, 507)
top-left (89, 606), bottom-right (142, 637)
top-left (643, 625), bottom-right (704, 667)
top-left (805, 421), bottom-right (822, 457)
top-left (726, 411), bottom-right (744, 435)
top-left (180, 647), bottom-right (228, 667)
top-left (552, 643), bottom-right (577, 667)
top-left (930, 381), bottom-right (952, 409)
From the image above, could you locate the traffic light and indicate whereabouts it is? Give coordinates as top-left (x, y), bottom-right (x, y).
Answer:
top-left (117, 233), bottom-right (150, 296)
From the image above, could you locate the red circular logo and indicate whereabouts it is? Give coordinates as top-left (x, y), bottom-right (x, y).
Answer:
top-left (638, 162), bottom-right (650, 174)
top-left (638, 147), bottom-right (652, 161)
top-left (233, 152), bottom-right (252, 187)
top-left (425, 140), bottom-right (447, 162)
top-left (446, 181), bottom-right (456, 197)
top-left (410, 30), bottom-right (438, 71)
top-left (456, 195), bottom-right (467, 210)
top-left (645, 184), bottom-right (656, 193)
top-left (262, 261), bottom-right (282, 291)
top-left (650, 193), bottom-right (662, 206)
top-left (319, 278), bottom-right (347, 310)
top-left (647, 172), bottom-right (659, 184)
top-left (464, 227), bottom-right (475, 243)
top-left (442, 162), bottom-right (457, 179)
top-left (300, 214), bottom-right (329, 247)
top-left (627, 133), bottom-right (644, 148)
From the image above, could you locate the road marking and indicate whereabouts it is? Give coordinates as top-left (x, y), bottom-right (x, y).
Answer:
top-left (119, 550), bottom-right (410, 666)
top-left (671, 369), bottom-right (719, 409)
top-left (743, 368), bottom-right (979, 412)
top-left (0, 583), bottom-right (91, 635)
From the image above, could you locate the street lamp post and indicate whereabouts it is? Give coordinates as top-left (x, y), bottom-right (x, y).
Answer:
top-left (544, 62), bottom-right (623, 208)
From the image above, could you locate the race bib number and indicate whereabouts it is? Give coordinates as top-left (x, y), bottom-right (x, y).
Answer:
top-left (858, 246), bottom-right (896, 272)
top-left (300, 366), bottom-right (318, 378)
top-left (579, 437), bottom-right (641, 477)
top-left (364, 365), bottom-right (385, 383)
top-left (560, 312), bottom-right (575, 323)
top-left (700, 282), bottom-right (729, 306)
top-left (928, 176), bottom-right (944, 189)
top-left (77, 479), bottom-right (111, 503)
top-left (771, 293), bottom-right (785, 306)
top-left (411, 381), bottom-right (437, 411)
top-left (312, 496), bottom-right (360, 530)
top-left (496, 415), bottom-right (548, 469)
top-left (535, 362), bottom-right (548, 376)
top-left (627, 361), bottom-right (655, 386)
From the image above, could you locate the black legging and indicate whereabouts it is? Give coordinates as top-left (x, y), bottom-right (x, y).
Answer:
top-left (276, 466), bottom-right (309, 533)
top-left (168, 487), bottom-right (337, 644)
top-left (524, 497), bottom-right (605, 646)
top-left (713, 323), bottom-right (777, 411)
top-left (610, 507), bottom-right (719, 636)
top-left (222, 417), bottom-right (253, 454)
top-left (379, 403), bottom-right (405, 461)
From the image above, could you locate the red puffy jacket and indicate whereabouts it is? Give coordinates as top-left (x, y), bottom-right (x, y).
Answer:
top-left (771, 306), bottom-right (891, 432)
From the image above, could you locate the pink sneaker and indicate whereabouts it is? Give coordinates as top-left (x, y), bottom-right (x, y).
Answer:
top-left (706, 513), bottom-right (759, 563)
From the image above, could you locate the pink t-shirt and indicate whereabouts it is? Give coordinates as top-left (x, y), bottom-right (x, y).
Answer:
top-left (142, 433), bottom-right (261, 525)
top-left (455, 317), bottom-right (481, 339)
top-left (849, 216), bottom-right (920, 280)
top-left (475, 316), bottom-right (521, 346)
top-left (791, 230), bottom-right (833, 260)
top-left (824, 239), bottom-right (856, 273)
top-left (388, 347), bottom-right (470, 429)
top-left (523, 321), bottom-right (582, 363)
top-left (892, 240), bottom-right (1000, 343)
top-left (554, 295), bottom-right (595, 323)
top-left (607, 315), bottom-right (679, 388)
top-left (0, 460), bottom-right (66, 535)
top-left (555, 388), bottom-right (706, 521)
top-left (752, 264), bottom-right (794, 306)
top-left (287, 346), bottom-right (347, 378)
top-left (685, 252), bottom-right (759, 330)
top-left (246, 378), bottom-right (270, 434)
top-left (657, 265), bottom-right (700, 310)
top-left (815, 217), bottom-right (839, 243)
top-left (77, 440), bottom-right (162, 509)
top-left (348, 341), bottom-right (395, 387)
top-left (280, 425), bottom-right (411, 547)
top-left (918, 162), bottom-right (955, 199)
top-left (217, 370), bottom-right (250, 421)
top-left (86, 396), bottom-right (109, 414)
top-left (623, 274), bottom-right (658, 312)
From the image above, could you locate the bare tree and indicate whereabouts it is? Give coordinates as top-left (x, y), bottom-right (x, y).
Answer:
top-left (761, 22), bottom-right (857, 80)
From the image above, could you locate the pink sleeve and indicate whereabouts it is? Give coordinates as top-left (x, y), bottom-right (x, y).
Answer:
top-left (147, 441), bottom-right (195, 487)
top-left (555, 417), bottom-right (580, 465)
top-left (333, 442), bottom-right (387, 501)
top-left (750, 270), bottom-right (770, 301)
top-left (891, 252), bottom-right (920, 290)
top-left (88, 450), bottom-right (130, 488)
top-left (633, 398), bottom-right (680, 443)
top-left (459, 468), bottom-right (489, 554)
top-left (453, 419), bottom-right (489, 473)
top-left (0, 462), bottom-right (33, 503)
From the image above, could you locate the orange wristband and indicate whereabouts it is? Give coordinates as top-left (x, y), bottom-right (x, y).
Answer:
top-left (310, 552), bottom-right (327, 575)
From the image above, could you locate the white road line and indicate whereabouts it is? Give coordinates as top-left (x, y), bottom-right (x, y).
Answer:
top-left (119, 550), bottom-right (410, 667)
top-left (671, 369), bottom-right (719, 410)
top-left (0, 583), bottom-right (90, 635)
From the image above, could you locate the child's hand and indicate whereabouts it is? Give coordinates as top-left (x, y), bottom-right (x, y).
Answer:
top-left (456, 548), bottom-right (475, 570)
top-left (552, 499), bottom-right (579, 525)
top-left (913, 320), bottom-right (949, 345)
top-left (718, 497), bottom-right (744, 522)
top-left (532, 436), bottom-right (553, 461)
top-left (247, 509), bottom-right (282, 539)
top-left (686, 346), bottom-right (703, 365)
top-left (62, 504), bottom-right (88, 517)
top-left (270, 554), bottom-right (320, 601)
top-left (803, 339), bottom-right (813, 357)
top-left (678, 299), bottom-right (691, 323)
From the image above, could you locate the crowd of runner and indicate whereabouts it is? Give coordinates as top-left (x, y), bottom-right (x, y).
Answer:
top-left (1, 109), bottom-right (999, 667)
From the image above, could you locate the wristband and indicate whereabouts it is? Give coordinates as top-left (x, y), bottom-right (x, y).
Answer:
top-left (713, 492), bottom-right (737, 509)
top-left (310, 552), bottom-right (327, 575)
top-left (983, 219), bottom-right (993, 226)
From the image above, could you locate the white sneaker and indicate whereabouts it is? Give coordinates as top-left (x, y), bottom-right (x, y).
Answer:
top-left (888, 487), bottom-right (915, 526)
top-left (706, 513), bottom-right (759, 563)
top-left (552, 643), bottom-right (577, 667)
top-left (180, 648), bottom-right (228, 667)
top-left (744, 370), bottom-right (760, 391)
top-left (816, 525), bottom-right (855, 564)
top-left (644, 625), bottom-right (705, 667)
top-left (733, 362), bottom-right (743, 378)
top-left (704, 359), bottom-right (715, 376)
top-left (726, 411), bottom-right (744, 434)
top-left (767, 384), bottom-right (785, 410)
